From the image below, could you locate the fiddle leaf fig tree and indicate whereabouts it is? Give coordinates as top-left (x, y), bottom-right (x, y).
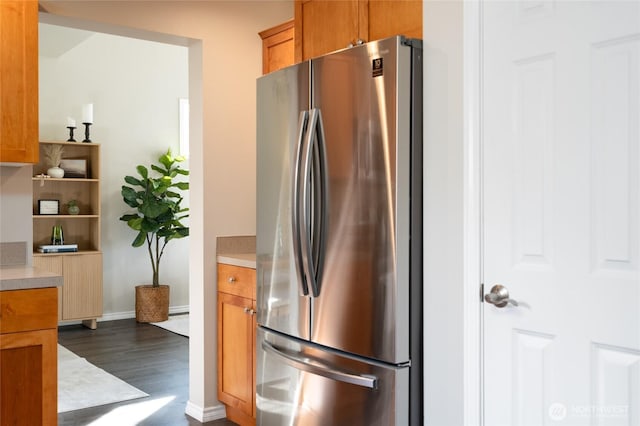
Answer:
top-left (120, 148), bottom-right (189, 287)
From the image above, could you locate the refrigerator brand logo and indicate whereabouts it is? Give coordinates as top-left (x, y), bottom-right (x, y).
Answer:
top-left (372, 58), bottom-right (383, 77)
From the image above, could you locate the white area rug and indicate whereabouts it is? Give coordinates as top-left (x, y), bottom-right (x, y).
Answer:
top-left (58, 345), bottom-right (148, 413)
top-left (150, 313), bottom-right (189, 337)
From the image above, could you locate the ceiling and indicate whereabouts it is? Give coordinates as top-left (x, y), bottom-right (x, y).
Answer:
top-left (39, 23), bottom-right (93, 58)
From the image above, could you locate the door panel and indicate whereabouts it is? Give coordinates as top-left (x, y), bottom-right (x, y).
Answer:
top-left (256, 328), bottom-right (407, 426)
top-left (217, 292), bottom-right (254, 415)
top-left (294, 0), bottom-right (359, 61)
top-left (257, 62), bottom-right (311, 341)
top-left (310, 37), bottom-right (411, 363)
top-left (0, 0), bottom-right (38, 164)
top-left (367, 1), bottom-right (423, 42)
top-left (482, 2), bottom-right (640, 425)
top-left (62, 254), bottom-right (102, 320)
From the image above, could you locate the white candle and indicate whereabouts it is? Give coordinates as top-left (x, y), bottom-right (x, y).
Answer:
top-left (82, 104), bottom-right (93, 124)
top-left (67, 117), bottom-right (76, 127)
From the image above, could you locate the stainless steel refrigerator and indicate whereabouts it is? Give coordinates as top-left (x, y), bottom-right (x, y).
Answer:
top-left (256, 35), bottom-right (422, 425)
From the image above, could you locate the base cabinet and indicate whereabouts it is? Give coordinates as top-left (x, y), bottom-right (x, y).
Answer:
top-left (0, 287), bottom-right (58, 426)
top-left (217, 263), bottom-right (257, 426)
top-left (33, 252), bottom-right (103, 328)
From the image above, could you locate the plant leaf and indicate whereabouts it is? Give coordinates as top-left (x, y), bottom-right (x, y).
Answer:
top-left (127, 217), bottom-right (143, 230)
top-left (136, 165), bottom-right (148, 179)
top-left (132, 231), bottom-right (146, 247)
top-left (124, 176), bottom-right (142, 186)
top-left (121, 186), bottom-right (140, 208)
top-left (120, 213), bottom-right (139, 222)
top-left (150, 164), bottom-right (165, 175)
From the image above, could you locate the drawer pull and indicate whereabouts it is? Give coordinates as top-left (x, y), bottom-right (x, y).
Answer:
top-left (227, 276), bottom-right (236, 283)
top-left (243, 307), bottom-right (256, 316)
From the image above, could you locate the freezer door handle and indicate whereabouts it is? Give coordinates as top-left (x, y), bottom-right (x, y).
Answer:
top-left (292, 110), bottom-right (310, 296)
top-left (262, 340), bottom-right (378, 389)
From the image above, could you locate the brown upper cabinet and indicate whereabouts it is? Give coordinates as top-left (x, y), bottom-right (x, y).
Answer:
top-left (294, 0), bottom-right (422, 62)
top-left (259, 19), bottom-right (295, 75)
top-left (0, 0), bottom-right (38, 164)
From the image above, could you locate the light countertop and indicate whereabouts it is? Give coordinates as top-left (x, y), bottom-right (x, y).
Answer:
top-left (0, 266), bottom-right (63, 291)
top-left (216, 253), bottom-right (256, 269)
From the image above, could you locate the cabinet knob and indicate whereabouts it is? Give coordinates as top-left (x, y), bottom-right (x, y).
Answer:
top-left (227, 276), bottom-right (236, 283)
top-left (243, 307), bottom-right (256, 316)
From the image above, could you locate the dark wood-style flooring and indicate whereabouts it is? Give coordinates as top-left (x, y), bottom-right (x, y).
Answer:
top-left (57, 318), bottom-right (236, 426)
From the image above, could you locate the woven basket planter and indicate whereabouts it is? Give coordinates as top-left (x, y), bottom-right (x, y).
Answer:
top-left (135, 284), bottom-right (170, 323)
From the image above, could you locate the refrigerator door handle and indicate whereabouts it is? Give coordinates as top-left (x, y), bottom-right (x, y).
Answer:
top-left (309, 108), bottom-right (328, 298)
top-left (292, 110), bottom-right (310, 296)
top-left (299, 109), bottom-right (317, 296)
top-left (262, 340), bottom-right (379, 390)
top-left (300, 108), bottom-right (328, 298)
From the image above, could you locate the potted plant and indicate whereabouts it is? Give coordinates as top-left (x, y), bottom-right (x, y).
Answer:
top-left (120, 148), bottom-right (189, 322)
top-left (66, 199), bottom-right (80, 215)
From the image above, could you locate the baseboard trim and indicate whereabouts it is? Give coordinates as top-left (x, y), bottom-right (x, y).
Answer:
top-left (185, 401), bottom-right (226, 422)
top-left (58, 305), bottom-right (189, 326)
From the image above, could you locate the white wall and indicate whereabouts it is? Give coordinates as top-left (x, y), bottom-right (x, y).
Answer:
top-left (423, 1), bottom-right (468, 425)
top-left (0, 166), bottom-right (33, 259)
top-left (39, 28), bottom-right (190, 315)
top-left (39, 1), bottom-right (293, 420)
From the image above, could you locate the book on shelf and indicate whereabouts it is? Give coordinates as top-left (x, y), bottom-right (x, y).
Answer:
top-left (38, 243), bottom-right (78, 253)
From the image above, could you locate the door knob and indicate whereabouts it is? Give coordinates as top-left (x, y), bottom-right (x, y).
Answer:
top-left (484, 284), bottom-right (518, 308)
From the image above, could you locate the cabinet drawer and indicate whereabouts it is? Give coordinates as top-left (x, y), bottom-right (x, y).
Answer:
top-left (0, 287), bottom-right (58, 334)
top-left (217, 264), bottom-right (256, 300)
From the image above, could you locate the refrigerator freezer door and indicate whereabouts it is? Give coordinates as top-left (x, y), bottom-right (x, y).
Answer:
top-left (257, 62), bottom-right (311, 341)
top-left (256, 328), bottom-right (409, 426)
top-left (309, 36), bottom-right (414, 364)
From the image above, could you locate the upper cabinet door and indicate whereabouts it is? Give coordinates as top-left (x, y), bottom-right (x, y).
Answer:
top-left (0, 0), bottom-right (38, 164)
top-left (294, 0), bottom-right (422, 62)
top-left (365, 0), bottom-right (422, 42)
top-left (259, 19), bottom-right (295, 75)
top-left (295, 0), bottom-right (359, 62)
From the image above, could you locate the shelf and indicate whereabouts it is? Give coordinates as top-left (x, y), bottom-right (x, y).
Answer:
top-left (39, 140), bottom-right (100, 147)
top-left (33, 250), bottom-right (102, 257)
top-left (33, 177), bottom-right (99, 183)
top-left (33, 215), bottom-right (99, 219)
top-left (32, 140), bottom-right (103, 325)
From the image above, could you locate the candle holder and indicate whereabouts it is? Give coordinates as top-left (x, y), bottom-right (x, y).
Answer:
top-left (82, 122), bottom-right (92, 143)
top-left (66, 126), bottom-right (76, 142)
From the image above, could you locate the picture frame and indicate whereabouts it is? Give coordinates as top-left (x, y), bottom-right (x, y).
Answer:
top-left (38, 199), bottom-right (60, 215)
top-left (59, 158), bottom-right (87, 178)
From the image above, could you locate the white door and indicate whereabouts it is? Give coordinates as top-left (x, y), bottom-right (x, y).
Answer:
top-left (482, 1), bottom-right (640, 425)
